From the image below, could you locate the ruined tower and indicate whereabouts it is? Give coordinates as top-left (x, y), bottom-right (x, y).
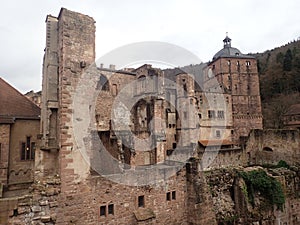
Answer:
top-left (38, 8), bottom-right (96, 179)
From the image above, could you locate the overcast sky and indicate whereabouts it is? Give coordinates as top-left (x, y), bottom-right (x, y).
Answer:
top-left (1, 0), bottom-right (300, 93)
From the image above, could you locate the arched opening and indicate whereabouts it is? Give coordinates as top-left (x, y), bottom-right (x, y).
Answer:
top-left (263, 146), bottom-right (273, 152)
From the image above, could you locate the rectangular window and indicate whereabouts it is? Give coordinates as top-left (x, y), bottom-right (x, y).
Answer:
top-left (31, 142), bottom-right (35, 160)
top-left (172, 191), bottom-right (176, 200)
top-left (138, 195), bottom-right (145, 207)
top-left (108, 204), bottom-right (114, 215)
top-left (172, 143), bottom-right (177, 149)
top-left (166, 192), bottom-right (171, 201)
top-left (166, 191), bottom-right (176, 201)
top-left (216, 130), bottom-right (221, 138)
top-left (100, 205), bottom-right (106, 216)
top-left (26, 136), bottom-right (31, 149)
top-left (208, 110), bottom-right (215, 119)
top-left (217, 110), bottom-right (224, 119)
top-left (21, 142), bottom-right (26, 160)
top-left (21, 137), bottom-right (35, 160)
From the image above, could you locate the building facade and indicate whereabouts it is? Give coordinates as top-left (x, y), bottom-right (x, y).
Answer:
top-left (4, 7), bottom-right (299, 225)
top-left (25, 8), bottom-right (265, 224)
top-left (0, 78), bottom-right (40, 198)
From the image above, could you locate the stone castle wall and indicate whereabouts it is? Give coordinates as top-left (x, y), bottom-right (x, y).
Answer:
top-left (2, 7), bottom-right (300, 225)
top-left (247, 129), bottom-right (300, 166)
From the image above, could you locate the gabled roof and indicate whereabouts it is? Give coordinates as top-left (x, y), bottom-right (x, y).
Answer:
top-left (0, 78), bottom-right (40, 120)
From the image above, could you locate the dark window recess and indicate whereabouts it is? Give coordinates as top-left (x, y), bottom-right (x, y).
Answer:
top-left (108, 204), bottom-right (114, 215)
top-left (13, 209), bottom-right (18, 216)
top-left (172, 143), bottom-right (177, 149)
top-left (183, 84), bottom-right (187, 97)
top-left (26, 136), bottom-right (30, 148)
top-left (166, 191), bottom-right (176, 201)
top-left (186, 163), bottom-right (191, 174)
top-left (100, 206), bottom-right (106, 216)
top-left (166, 149), bottom-right (173, 156)
top-left (166, 192), bottom-right (171, 201)
top-left (172, 191), bottom-right (176, 200)
top-left (199, 96), bottom-right (203, 104)
top-left (217, 111), bottom-right (224, 119)
top-left (21, 137), bottom-right (35, 161)
top-left (208, 110), bottom-right (215, 119)
top-left (112, 84), bottom-right (118, 96)
top-left (216, 130), bottom-right (221, 138)
top-left (138, 195), bottom-right (145, 207)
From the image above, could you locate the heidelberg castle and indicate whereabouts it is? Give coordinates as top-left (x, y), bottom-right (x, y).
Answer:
top-left (1, 7), bottom-right (299, 225)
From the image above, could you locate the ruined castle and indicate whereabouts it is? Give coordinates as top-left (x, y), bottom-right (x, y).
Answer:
top-left (1, 8), bottom-right (300, 225)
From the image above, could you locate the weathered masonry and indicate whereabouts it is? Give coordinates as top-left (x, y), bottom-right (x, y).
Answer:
top-left (1, 8), bottom-right (299, 225)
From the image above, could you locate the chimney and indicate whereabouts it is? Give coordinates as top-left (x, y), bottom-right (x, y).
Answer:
top-left (109, 64), bottom-right (116, 70)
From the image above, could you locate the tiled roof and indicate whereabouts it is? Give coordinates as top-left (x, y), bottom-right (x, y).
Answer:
top-left (199, 139), bottom-right (234, 147)
top-left (0, 78), bottom-right (40, 119)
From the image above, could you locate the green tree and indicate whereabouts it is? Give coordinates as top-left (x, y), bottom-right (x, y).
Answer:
top-left (283, 49), bottom-right (293, 71)
top-left (276, 52), bottom-right (284, 64)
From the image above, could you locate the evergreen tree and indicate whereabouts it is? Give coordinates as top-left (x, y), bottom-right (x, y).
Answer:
top-left (283, 49), bottom-right (293, 71)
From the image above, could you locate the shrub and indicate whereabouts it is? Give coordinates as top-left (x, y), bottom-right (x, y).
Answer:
top-left (239, 170), bottom-right (285, 210)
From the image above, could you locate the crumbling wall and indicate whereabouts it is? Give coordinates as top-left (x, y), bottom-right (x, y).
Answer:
top-left (246, 129), bottom-right (300, 166)
top-left (205, 167), bottom-right (300, 225)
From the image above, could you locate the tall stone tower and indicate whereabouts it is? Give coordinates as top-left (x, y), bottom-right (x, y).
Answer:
top-left (37, 8), bottom-right (95, 180)
top-left (204, 35), bottom-right (263, 142)
top-left (176, 71), bottom-right (198, 147)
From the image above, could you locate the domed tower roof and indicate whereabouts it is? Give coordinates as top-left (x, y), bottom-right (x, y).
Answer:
top-left (212, 34), bottom-right (254, 61)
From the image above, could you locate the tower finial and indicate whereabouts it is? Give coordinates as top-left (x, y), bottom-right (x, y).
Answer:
top-left (223, 33), bottom-right (231, 48)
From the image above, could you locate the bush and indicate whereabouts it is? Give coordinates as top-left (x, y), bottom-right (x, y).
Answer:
top-left (239, 170), bottom-right (285, 210)
top-left (262, 160), bottom-right (290, 169)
